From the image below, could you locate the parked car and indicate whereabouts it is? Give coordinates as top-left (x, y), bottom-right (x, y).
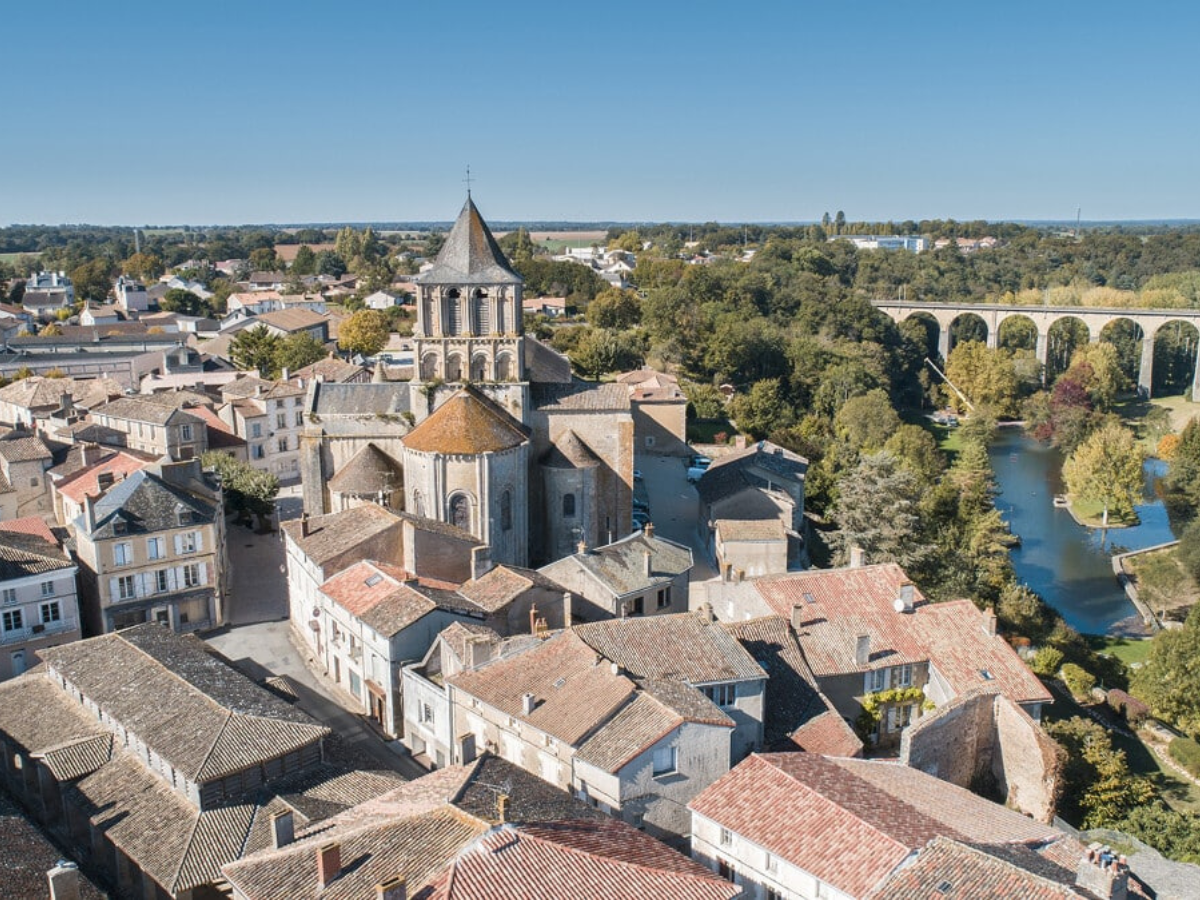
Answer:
top-left (633, 497), bottom-right (650, 513)
top-left (633, 469), bottom-right (644, 481)
top-left (632, 511), bottom-right (651, 530)
top-left (689, 454), bottom-right (712, 469)
top-left (687, 465), bottom-right (709, 483)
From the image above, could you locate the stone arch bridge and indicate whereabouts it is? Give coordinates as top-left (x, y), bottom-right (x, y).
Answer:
top-left (871, 300), bottom-right (1200, 397)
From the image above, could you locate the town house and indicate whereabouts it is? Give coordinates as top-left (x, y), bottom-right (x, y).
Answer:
top-left (89, 396), bottom-right (208, 460)
top-left (218, 375), bottom-right (306, 478)
top-left (72, 460), bottom-right (227, 634)
top-left (0, 518), bottom-right (81, 681)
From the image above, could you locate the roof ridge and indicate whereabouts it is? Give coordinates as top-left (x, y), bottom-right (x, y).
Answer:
top-left (517, 821), bottom-right (725, 883)
top-left (195, 710), bottom-right (237, 782)
top-left (168, 798), bottom-right (209, 892)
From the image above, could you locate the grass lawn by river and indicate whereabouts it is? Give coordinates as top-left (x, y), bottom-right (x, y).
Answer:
top-left (1086, 634), bottom-right (1154, 667)
top-left (1068, 497), bottom-right (1139, 529)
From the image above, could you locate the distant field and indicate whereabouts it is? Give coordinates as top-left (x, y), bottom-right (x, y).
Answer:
top-left (495, 229), bottom-right (608, 253)
top-left (0, 252), bottom-right (33, 264)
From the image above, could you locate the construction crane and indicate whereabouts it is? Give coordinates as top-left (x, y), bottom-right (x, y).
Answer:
top-left (924, 357), bottom-right (975, 412)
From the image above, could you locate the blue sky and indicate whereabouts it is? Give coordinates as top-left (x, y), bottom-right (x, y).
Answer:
top-left (3, 1), bottom-right (1198, 225)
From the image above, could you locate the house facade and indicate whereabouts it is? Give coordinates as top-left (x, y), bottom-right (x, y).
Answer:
top-left (0, 523), bottom-right (81, 681)
top-left (218, 375), bottom-right (306, 478)
top-left (89, 396), bottom-right (208, 460)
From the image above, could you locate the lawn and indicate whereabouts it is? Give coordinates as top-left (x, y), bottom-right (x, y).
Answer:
top-left (687, 418), bottom-right (736, 444)
top-left (899, 408), bottom-right (963, 459)
top-left (1086, 634), bottom-right (1154, 667)
top-left (1068, 497), bottom-right (1139, 528)
top-left (537, 237), bottom-right (602, 253)
top-left (0, 251), bottom-right (33, 264)
top-left (1122, 546), bottom-right (1199, 618)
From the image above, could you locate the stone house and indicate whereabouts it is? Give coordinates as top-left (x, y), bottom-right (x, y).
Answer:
top-left (712, 561), bottom-right (1052, 750)
top-left (71, 460), bottom-right (227, 634)
top-left (616, 366), bottom-right (689, 455)
top-left (538, 523), bottom-right (692, 621)
top-left (695, 440), bottom-right (807, 569)
top-left (218, 374), bottom-right (306, 479)
top-left (713, 518), bottom-right (788, 578)
top-left (0, 518), bottom-right (81, 681)
top-left (0, 434), bottom-right (54, 516)
top-left (689, 752), bottom-right (1093, 900)
top-left (88, 395), bottom-right (208, 460)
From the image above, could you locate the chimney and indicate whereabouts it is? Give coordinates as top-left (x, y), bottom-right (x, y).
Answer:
top-left (577, 538), bottom-right (588, 555)
top-left (47, 862), bottom-right (81, 900)
top-left (642, 548), bottom-right (653, 578)
top-left (254, 383), bottom-right (262, 398)
top-left (983, 610), bottom-right (998, 636)
top-left (376, 877), bottom-right (407, 900)
top-left (698, 601), bottom-right (714, 623)
top-left (80, 442), bottom-right (101, 467)
top-left (849, 546), bottom-right (865, 568)
top-left (82, 493), bottom-right (97, 532)
top-left (791, 603), bottom-right (804, 632)
top-left (529, 603), bottom-right (539, 635)
top-left (471, 545), bottom-right (494, 580)
top-left (894, 582), bottom-right (914, 613)
top-left (734, 435), bottom-right (747, 449)
top-left (497, 794), bottom-right (509, 823)
top-left (855, 634), bottom-right (871, 668)
top-left (317, 843), bottom-right (341, 888)
top-left (1075, 845), bottom-right (1129, 900)
top-left (643, 521), bottom-right (655, 537)
top-left (562, 590), bottom-right (573, 628)
top-left (300, 512), bottom-right (310, 538)
top-left (733, 567), bottom-right (744, 584)
top-left (521, 692), bottom-right (536, 715)
top-left (281, 366), bottom-right (290, 382)
top-left (270, 810), bottom-right (294, 848)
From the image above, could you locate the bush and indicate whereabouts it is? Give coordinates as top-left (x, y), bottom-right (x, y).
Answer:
top-left (1061, 663), bottom-right (1097, 700)
top-left (1169, 737), bottom-right (1200, 779)
top-left (1106, 688), bottom-right (1149, 726)
top-left (1030, 646), bottom-right (1064, 676)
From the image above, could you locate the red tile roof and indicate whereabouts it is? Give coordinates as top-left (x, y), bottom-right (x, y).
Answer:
top-left (404, 388), bottom-right (528, 455)
top-left (752, 564), bottom-right (1050, 705)
top-left (423, 819), bottom-right (740, 900)
top-left (0, 515), bottom-right (58, 546)
top-left (56, 451), bottom-right (148, 503)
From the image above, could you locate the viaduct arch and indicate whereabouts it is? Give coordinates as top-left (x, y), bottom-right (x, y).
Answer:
top-left (873, 300), bottom-right (1200, 398)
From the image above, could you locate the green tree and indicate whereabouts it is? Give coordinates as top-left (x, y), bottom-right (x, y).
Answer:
top-left (944, 341), bottom-right (1020, 416)
top-left (276, 332), bottom-right (327, 375)
top-left (160, 288), bottom-right (207, 317)
top-left (568, 328), bottom-right (644, 380)
top-left (1044, 717), bottom-right (1156, 827)
top-left (727, 378), bottom-right (791, 440)
top-left (833, 389), bottom-right (902, 456)
top-left (121, 252), bottom-right (163, 281)
top-left (248, 247), bottom-right (279, 271)
top-left (1132, 604), bottom-right (1200, 736)
top-left (883, 424), bottom-right (945, 485)
top-left (315, 250), bottom-right (347, 277)
top-left (290, 245), bottom-right (317, 276)
top-left (1062, 421), bottom-right (1144, 527)
top-left (1067, 342), bottom-right (1127, 410)
top-left (832, 451), bottom-right (930, 568)
top-left (202, 451), bottom-right (280, 530)
top-left (230, 326), bottom-right (282, 377)
top-left (338, 309), bottom-right (389, 357)
top-left (69, 258), bottom-right (115, 302)
top-left (586, 288), bottom-right (641, 329)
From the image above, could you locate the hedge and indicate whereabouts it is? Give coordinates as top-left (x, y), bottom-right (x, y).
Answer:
top-left (1169, 737), bottom-right (1200, 780)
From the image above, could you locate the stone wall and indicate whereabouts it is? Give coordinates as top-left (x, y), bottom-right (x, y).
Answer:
top-left (900, 689), bottom-right (1060, 822)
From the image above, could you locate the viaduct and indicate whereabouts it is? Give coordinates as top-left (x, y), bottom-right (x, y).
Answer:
top-left (871, 300), bottom-right (1200, 398)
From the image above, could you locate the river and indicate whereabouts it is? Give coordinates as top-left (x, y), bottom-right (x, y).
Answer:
top-left (988, 428), bottom-right (1175, 636)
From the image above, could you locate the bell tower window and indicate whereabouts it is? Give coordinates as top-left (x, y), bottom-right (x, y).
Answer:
top-left (473, 289), bottom-right (490, 335)
top-left (446, 289), bottom-right (464, 335)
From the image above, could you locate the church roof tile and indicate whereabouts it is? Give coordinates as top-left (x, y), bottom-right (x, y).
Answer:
top-left (403, 388), bottom-right (527, 455)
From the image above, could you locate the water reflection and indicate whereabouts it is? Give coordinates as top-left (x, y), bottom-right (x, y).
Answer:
top-left (987, 428), bottom-right (1175, 635)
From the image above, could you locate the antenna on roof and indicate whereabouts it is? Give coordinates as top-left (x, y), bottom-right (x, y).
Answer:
top-left (464, 165), bottom-right (474, 199)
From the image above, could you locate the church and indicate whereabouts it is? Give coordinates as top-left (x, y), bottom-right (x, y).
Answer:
top-left (299, 197), bottom-right (634, 567)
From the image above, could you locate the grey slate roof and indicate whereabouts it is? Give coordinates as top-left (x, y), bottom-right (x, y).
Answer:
top-left (92, 395), bottom-right (205, 426)
top-left (550, 530), bottom-right (692, 597)
top-left (526, 336), bottom-right (573, 384)
top-left (327, 443), bottom-right (404, 495)
top-left (532, 379), bottom-right (630, 412)
top-left (575, 612), bottom-right (766, 686)
top-left (311, 381), bottom-right (410, 416)
top-left (696, 439), bottom-right (808, 506)
top-left (0, 531), bottom-right (73, 580)
top-left (416, 198), bottom-right (523, 286)
top-left (75, 468), bottom-right (217, 539)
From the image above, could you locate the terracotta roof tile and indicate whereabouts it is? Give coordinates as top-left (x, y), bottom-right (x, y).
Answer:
top-left (328, 443), bottom-right (404, 495)
top-left (0, 514), bottom-right (58, 546)
top-left (404, 388), bottom-right (527, 455)
top-left (282, 504), bottom-right (403, 567)
top-left (457, 564), bottom-right (567, 613)
top-left (56, 450), bottom-right (148, 503)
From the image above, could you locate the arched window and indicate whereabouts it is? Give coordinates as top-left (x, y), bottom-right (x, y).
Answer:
top-left (500, 490), bottom-right (512, 531)
top-left (470, 354), bottom-right (489, 382)
top-left (496, 292), bottom-right (508, 334)
top-left (562, 493), bottom-right (576, 518)
top-left (473, 289), bottom-right (490, 335)
top-left (420, 353), bottom-right (439, 380)
top-left (447, 289), bottom-right (463, 335)
top-left (446, 353), bottom-right (464, 382)
top-left (449, 494), bottom-right (471, 532)
top-left (496, 352), bottom-right (514, 382)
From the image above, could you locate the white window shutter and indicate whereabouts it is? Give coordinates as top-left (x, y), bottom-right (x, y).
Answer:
top-left (168, 568), bottom-right (179, 590)
top-left (198, 562), bottom-right (208, 585)
top-left (195, 530), bottom-right (204, 552)
top-left (174, 534), bottom-right (183, 555)
top-left (109, 578), bottom-right (120, 600)
top-left (137, 573), bottom-right (149, 597)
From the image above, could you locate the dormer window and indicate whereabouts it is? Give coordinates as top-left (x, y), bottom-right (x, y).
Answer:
top-left (113, 517), bottom-right (128, 535)
top-left (176, 505), bottom-right (193, 526)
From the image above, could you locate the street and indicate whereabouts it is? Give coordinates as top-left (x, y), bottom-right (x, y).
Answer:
top-left (204, 484), bottom-right (426, 779)
top-left (635, 453), bottom-right (717, 609)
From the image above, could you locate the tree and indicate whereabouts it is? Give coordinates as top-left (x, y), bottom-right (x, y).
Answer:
top-left (833, 389), bottom-right (901, 456)
top-left (276, 332), bottom-right (327, 375)
top-left (121, 252), bottom-right (163, 281)
top-left (1062, 421), bottom-right (1144, 527)
top-left (944, 341), bottom-right (1020, 416)
top-left (1132, 604), bottom-right (1200, 736)
top-left (883, 424), bottom-right (945, 485)
top-left (201, 451), bottom-right (280, 531)
top-left (586, 288), bottom-right (641, 329)
top-left (315, 250), bottom-right (347, 277)
top-left (338, 310), bottom-right (389, 357)
top-left (230, 326), bottom-right (282, 377)
top-left (290, 245), bottom-right (317, 276)
top-left (160, 288), bottom-right (207, 317)
top-left (831, 451), bottom-right (930, 568)
top-left (568, 328), bottom-right (644, 380)
top-left (728, 378), bottom-right (792, 440)
top-left (69, 258), bottom-right (115, 302)
top-left (1044, 717), bottom-right (1156, 827)
top-left (1066, 342), bottom-right (1126, 410)
top-left (248, 247), bottom-right (279, 271)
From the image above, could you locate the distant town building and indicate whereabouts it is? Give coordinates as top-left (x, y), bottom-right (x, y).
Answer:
top-left (834, 234), bottom-right (929, 252)
top-left (114, 275), bottom-right (149, 312)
